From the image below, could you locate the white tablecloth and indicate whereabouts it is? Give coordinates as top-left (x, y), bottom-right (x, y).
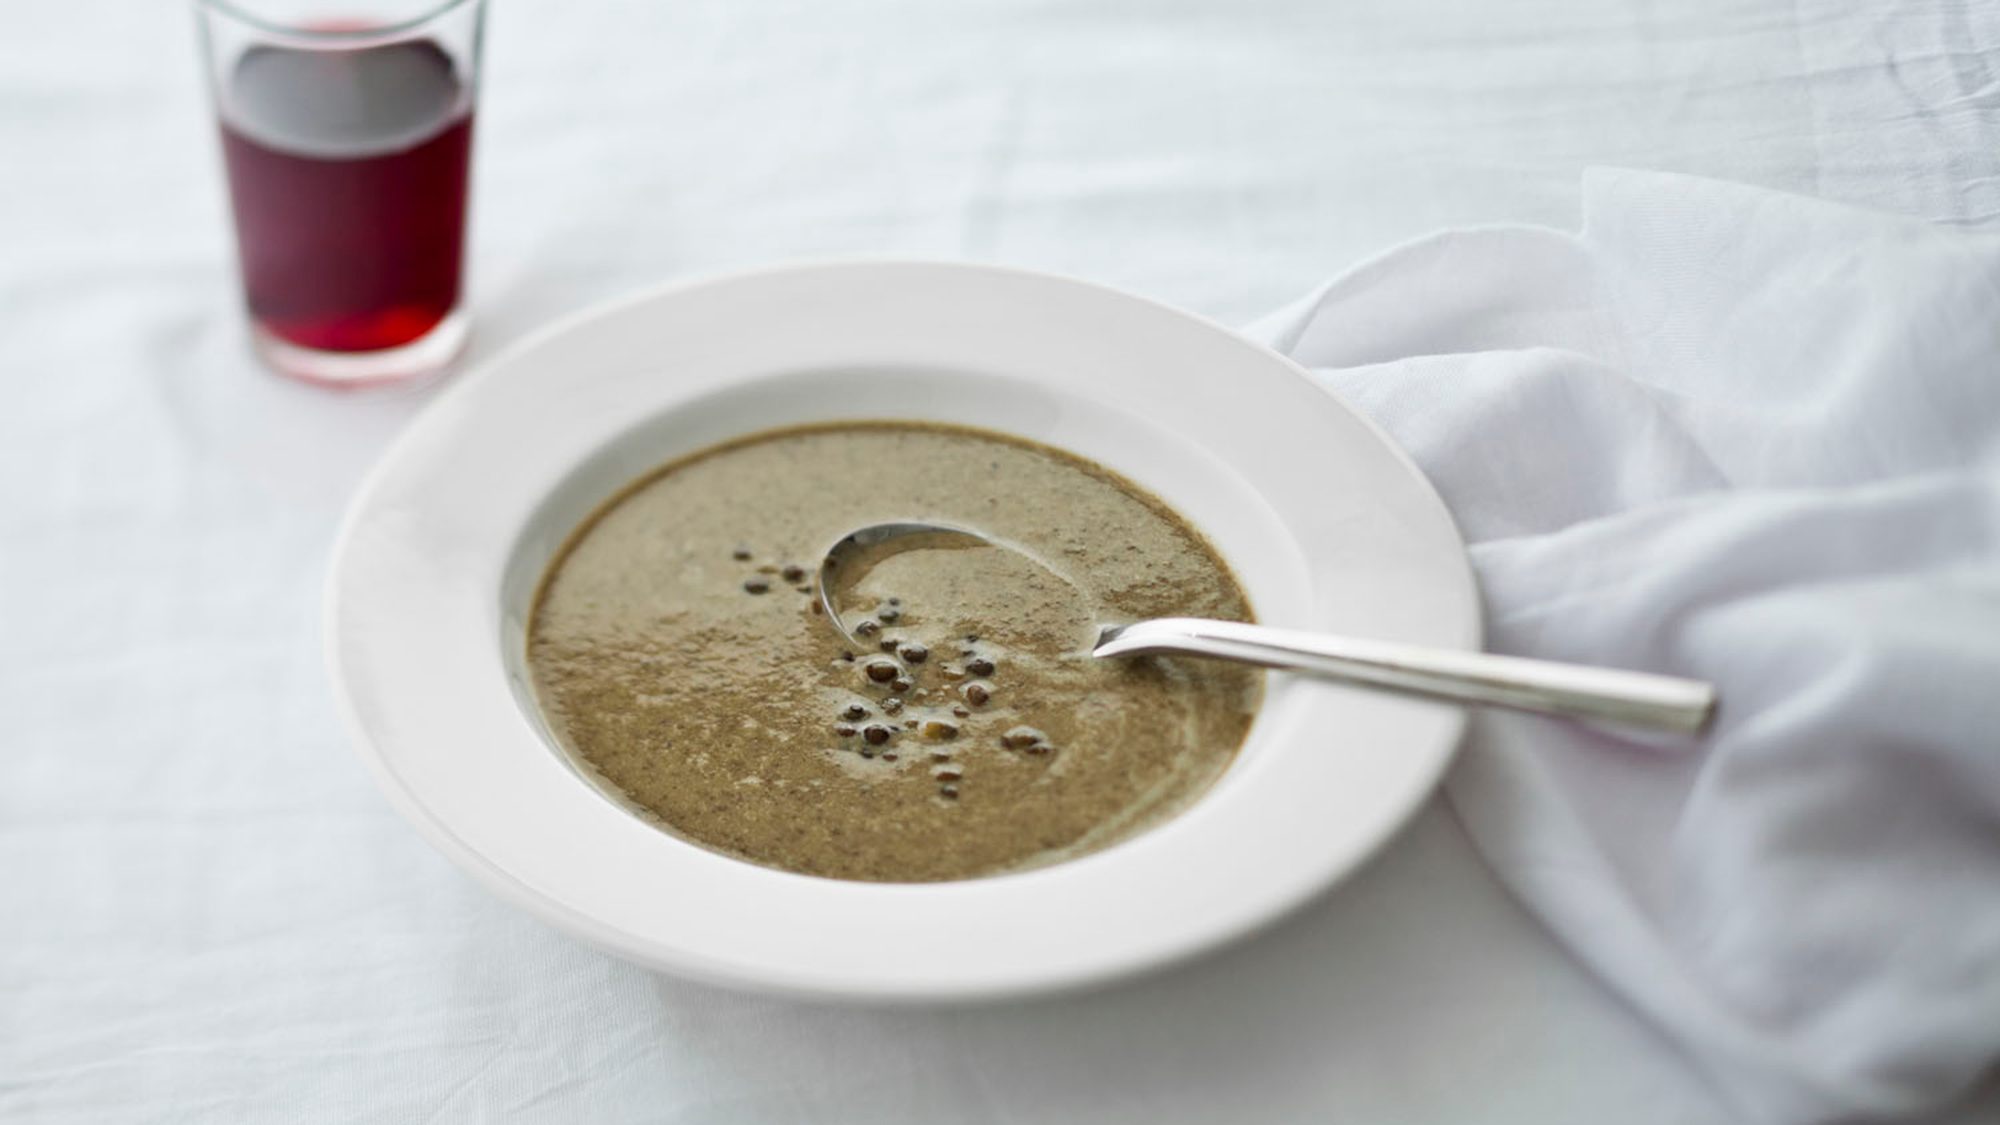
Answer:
top-left (4, 1), bottom-right (1996, 1121)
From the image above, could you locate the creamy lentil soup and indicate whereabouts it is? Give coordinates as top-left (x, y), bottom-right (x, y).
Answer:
top-left (527, 422), bottom-right (1261, 882)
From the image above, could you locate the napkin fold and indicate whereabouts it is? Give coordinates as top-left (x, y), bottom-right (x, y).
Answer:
top-left (1253, 169), bottom-right (2000, 1124)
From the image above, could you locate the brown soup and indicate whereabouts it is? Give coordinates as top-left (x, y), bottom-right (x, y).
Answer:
top-left (528, 422), bottom-right (1261, 882)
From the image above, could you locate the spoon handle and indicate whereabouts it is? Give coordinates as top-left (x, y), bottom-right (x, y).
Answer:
top-left (1093, 618), bottom-right (1716, 734)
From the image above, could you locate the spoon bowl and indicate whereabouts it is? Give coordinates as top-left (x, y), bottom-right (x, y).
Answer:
top-left (814, 521), bottom-right (994, 642)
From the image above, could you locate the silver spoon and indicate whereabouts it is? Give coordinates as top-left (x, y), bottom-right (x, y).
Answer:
top-left (818, 521), bottom-right (1717, 735)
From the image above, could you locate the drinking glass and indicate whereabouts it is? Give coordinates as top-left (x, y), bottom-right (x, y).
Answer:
top-left (196, 0), bottom-right (485, 386)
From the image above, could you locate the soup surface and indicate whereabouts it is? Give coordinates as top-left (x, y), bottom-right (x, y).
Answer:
top-left (528, 422), bottom-right (1261, 881)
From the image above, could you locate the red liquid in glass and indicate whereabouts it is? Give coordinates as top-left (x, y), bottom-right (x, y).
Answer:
top-left (219, 40), bottom-right (472, 353)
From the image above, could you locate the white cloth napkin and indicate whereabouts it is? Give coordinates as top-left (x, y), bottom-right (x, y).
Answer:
top-left (1251, 168), bottom-right (2000, 1124)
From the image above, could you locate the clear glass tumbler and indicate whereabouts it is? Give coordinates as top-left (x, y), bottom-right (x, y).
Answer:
top-left (196, 0), bottom-right (485, 386)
